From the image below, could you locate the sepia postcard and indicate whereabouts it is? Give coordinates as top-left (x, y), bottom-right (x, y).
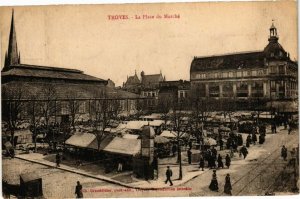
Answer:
top-left (1, 1), bottom-right (299, 198)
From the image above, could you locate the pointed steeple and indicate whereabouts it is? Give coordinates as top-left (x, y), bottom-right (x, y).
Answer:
top-left (18, 51), bottom-right (21, 63)
top-left (4, 52), bottom-right (8, 67)
top-left (5, 10), bottom-right (19, 69)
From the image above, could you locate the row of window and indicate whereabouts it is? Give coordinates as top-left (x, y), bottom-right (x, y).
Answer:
top-left (143, 91), bottom-right (157, 97)
top-left (194, 69), bottom-right (268, 79)
top-left (178, 90), bottom-right (188, 98)
top-left (269, 65), bottom-right (286, 74)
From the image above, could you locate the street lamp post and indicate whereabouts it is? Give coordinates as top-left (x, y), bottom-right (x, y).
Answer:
top-left (175, 118), bottom-right (183, 180)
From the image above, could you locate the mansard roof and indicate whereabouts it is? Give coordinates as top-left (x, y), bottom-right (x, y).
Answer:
top-left (190, 51), bottom-right (266, 73)
top-left (1, 64), bottom-right (106, 83)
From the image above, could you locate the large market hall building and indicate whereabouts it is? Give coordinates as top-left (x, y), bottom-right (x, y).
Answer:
top-left (190, 23), bottom-right (298, 111)
top-left (2, 11), bottom-right (140, 120)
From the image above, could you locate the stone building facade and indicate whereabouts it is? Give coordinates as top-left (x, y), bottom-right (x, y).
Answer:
top-left (190, 23), bottom-right (298, 110)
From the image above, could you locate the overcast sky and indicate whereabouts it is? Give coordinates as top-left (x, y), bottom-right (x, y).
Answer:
top-left (0, 2), bottom-right (297, 86)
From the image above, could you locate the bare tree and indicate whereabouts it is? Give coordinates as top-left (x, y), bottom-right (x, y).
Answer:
top-left (189, 91), bottom-right (212, 134)
top-left (91, 99), bottom-right (112, 151)
top-left (65, 91), bottom-right (83, 131)
top-left (37, 84), bottom-right (58, 146)
top-left (170, 100), bottom-right (186, 180)
top-left (2, 84), bottom-right (25, 147)
top-left (38, 84), bottom-right (57, 127)
top-left (157, 95), bottom-right (173, 128)
top-left (27, 96), bottom-right (39, 152)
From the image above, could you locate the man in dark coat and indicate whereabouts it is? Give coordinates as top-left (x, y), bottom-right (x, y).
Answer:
top-left (187, 149), bottom-right (192, 164)
top-left (246, 134), bottom-right (251, 148)
top-left (259, 133), bottom-right (265, 144)
top-left (211, 146), bottom-right (217, 158)
top-left (238, 134), bottom-right (243, 146)
top-left (199, 155), bottom-right (205, 171)
top-left (165, 166), bottom-right (173, 186)
top-left (240, 146), bottom-right (248, 159)
top-left (252, 132), bottom-right (257, 145)
top-left (281, 145), bottom-right (288, 161)
top-left (188, 140), bottom-right (192, 150)
top-left (217, 154), bottom-right (224, 169)
top-left (75, 181), bottom-right (83, 198)
top-left (225, 154), bottom-right (231, 169)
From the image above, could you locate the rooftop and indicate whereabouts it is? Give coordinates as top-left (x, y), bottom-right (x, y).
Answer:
top-left (2, 64), bottom-right (106, 83)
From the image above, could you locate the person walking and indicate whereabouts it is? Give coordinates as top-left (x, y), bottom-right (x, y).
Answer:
top-left (188, 140), bottom-right (193, 150)
top-left (237, 134), bottom-right (243, 146)
top-left (288, 123), bottom-right (292, 135)
top-left (240, 146), bottom-right (248, 159)
top-left (252, 132), bottom-right (257, 145)
top-left (209, 170), bottom-right (219, 192)
top-left (219, 138), bottom-right (224, 151)
top-left (56, 152), bottom-right (61, 167)
top-left (225, 154), bottom-right (231, 169)
top-left (224, 174), bottom-right (232, 195)
top-left (281, 145), bottom-right (288, 161)
top-left (187, 149), bottom-right (192, 164)
top-left (75, 181), bottom-right (83, 198)
top-left (211, 146), bottom-right (217, 158)
top-left (217, 154), bottom-right (224, 169)
top-left (199, 155), bottom-right (205, 171)
top-left (246, 134), bottom-right (251, 148)
top-left (165, 166), bottom-right (173, 186)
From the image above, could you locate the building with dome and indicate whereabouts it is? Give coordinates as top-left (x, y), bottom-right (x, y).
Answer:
top-left (190, 23), bottom-right (298, 111)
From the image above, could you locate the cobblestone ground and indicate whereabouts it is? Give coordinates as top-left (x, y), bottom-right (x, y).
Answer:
top-left (2, 127), bottom-right (299, 198)
top-left (186, 127), bottom-right (299, 196)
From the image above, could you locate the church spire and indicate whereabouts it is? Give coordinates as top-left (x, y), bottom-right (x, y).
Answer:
top-left (4, 10), bottom-right (20, 70)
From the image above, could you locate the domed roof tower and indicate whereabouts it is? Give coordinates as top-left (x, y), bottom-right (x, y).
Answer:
top-left (263, 21), bottom-right (289, 60)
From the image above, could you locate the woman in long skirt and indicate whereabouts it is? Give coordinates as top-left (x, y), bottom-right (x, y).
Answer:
top-left (224, 174), bottom-right (232, 195)
top-left (209, 170), bottom-right (219, 191)
top-left (225, 154), bottom-right (231, 169)
top-left (217, 154), bottom-right (224, 169)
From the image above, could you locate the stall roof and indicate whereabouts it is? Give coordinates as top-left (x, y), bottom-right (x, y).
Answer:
top-left (154, 135), bottom-right (170, 144)
top-left (20, 172), bottom-right (41, 182)
top-left (123, 134), bottom-right (139, 139)
top-left (65, 133), bottom-right (96, 148)
top-left (160, 130), bottom-right (177, 138)
top-left (87, 135), bottom-right (114, 151)
top-left (103, 137), bottom-right (141, 156)
top-left (125, 121), bottom-right (148, 130)
top-left (140, 113), bottom-right (162, 119)
top-left (149, 120), bottom-right (165, 127)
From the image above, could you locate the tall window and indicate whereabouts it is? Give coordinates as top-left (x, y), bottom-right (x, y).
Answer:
top-left (209, 83), bottom-right (220, 97)
top-left (270, 66), bottom-right (277, 74)
top-left (236, 82), bottom-right (248, 97)
top-left (237, 71), bottom-right (242, 77)
top-left (79, 102), bottom-right (86, 113)
top-left (279, 65), bottom-right (285, 74)
top-left (223, 72), bottom-right (228, 78)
